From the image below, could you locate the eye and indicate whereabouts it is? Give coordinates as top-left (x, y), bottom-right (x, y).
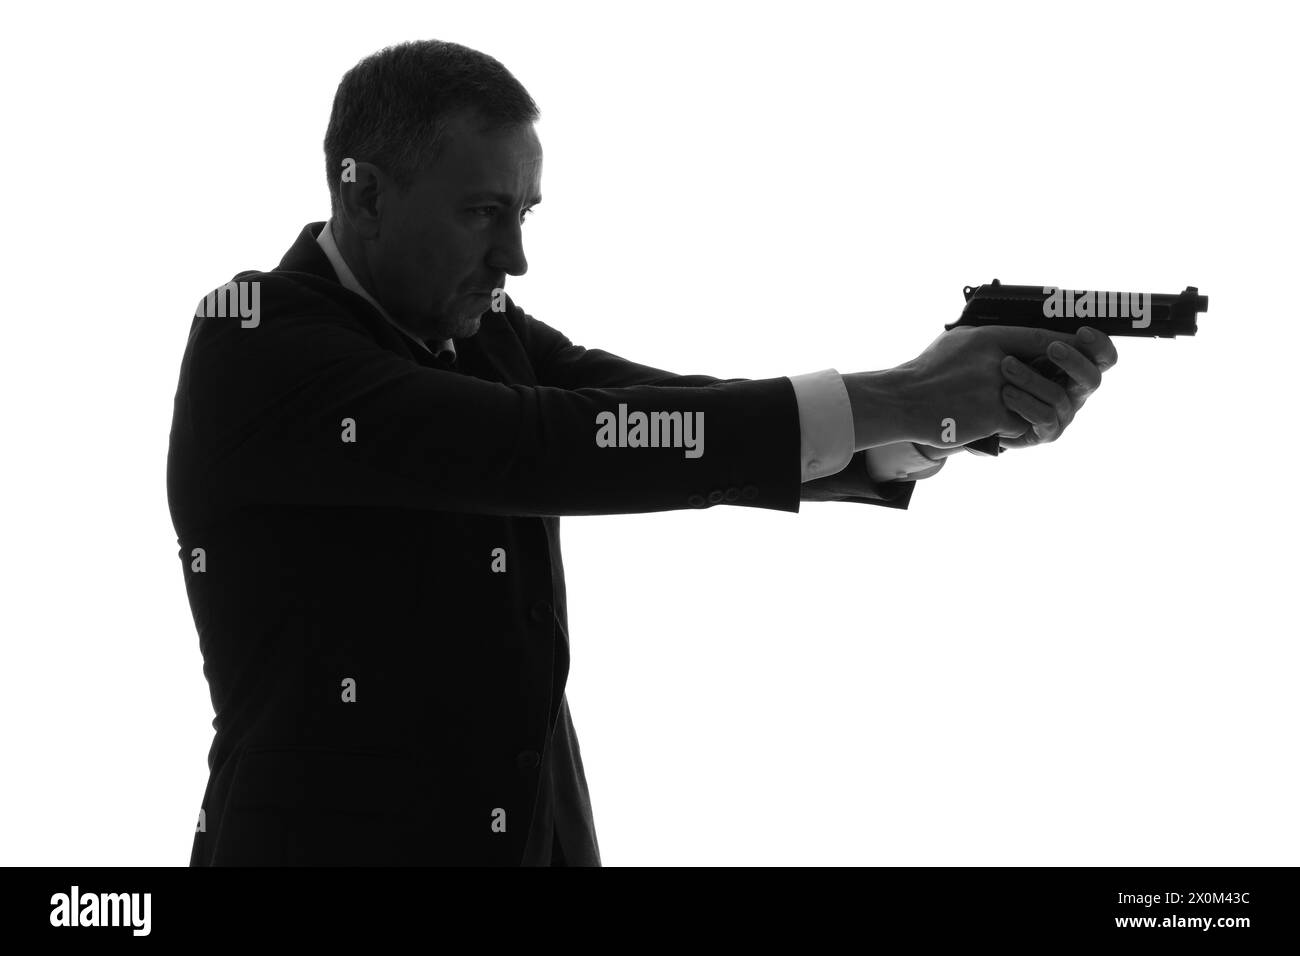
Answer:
top-left (469, 205), bottom-right (535, 224)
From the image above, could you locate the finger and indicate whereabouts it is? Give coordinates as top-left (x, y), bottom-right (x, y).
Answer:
top-left (1002, 385), bottom-right (1059, 440)
top-left (1075, 327), bottom-right (1118, 371)
top-left (1002, 356), bottom-right (1073, 423)
top-left (1046, 340), bottom-right (1102, 393)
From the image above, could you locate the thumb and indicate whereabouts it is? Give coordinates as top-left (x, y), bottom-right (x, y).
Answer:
top-left (977, 325), bottom-right (1078, 360)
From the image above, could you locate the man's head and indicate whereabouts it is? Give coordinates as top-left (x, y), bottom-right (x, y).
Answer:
top-left (323, 40), bottom-right (541, 342)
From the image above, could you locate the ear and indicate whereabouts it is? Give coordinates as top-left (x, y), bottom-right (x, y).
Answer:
top-left (337, 161), bottom-right (389, 237)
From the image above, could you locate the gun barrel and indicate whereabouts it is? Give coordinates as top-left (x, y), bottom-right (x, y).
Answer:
top-left (946, 280), bottom-right (1207, 337)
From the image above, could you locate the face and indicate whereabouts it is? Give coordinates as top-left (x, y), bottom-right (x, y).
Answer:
top-left (340, 110), bottom-right (543, 342)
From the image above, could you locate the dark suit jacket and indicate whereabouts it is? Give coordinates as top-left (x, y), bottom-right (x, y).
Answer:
top-left (168, 221), bottom-right (913, 866)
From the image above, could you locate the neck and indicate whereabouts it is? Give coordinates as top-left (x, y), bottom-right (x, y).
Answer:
top-left (330, 219), bottom-right (377, 297)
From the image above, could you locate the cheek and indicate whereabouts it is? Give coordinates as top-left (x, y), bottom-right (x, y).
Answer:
top-left (423, 241), bottom-right (474, 291)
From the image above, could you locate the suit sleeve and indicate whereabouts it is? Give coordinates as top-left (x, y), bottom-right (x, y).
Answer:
top-left (518, 309), bottom-right (746, 389)
top-left (175, 277), bottom-right (805, 523)
top-left (515, 308), bottom-right (919, 509)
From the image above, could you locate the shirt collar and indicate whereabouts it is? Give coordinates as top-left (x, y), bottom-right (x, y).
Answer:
top-left (316, 219), bottom-right (456, 362)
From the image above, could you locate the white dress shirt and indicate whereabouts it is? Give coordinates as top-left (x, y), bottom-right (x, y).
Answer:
top-left (316, 220), bottom-right (939, 486)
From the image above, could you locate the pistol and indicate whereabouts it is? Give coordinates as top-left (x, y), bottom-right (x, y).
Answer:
top-left (946, 279), bottom-right (1208, 456)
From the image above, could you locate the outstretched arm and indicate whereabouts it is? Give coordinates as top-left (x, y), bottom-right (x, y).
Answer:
top-left (513, 305), bottom-right (939, 507)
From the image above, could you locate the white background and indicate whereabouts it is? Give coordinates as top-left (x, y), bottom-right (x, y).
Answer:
top-left (2, 0), bottom-right (1295, 866)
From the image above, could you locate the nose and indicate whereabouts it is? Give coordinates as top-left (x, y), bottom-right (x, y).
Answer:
top-left (487, 219), bottom-right (528, 277)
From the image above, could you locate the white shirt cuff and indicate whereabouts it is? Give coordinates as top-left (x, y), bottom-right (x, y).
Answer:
top-left (788, 369), bottom-right (855, 482)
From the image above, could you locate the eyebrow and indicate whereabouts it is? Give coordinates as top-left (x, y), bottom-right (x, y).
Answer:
top-left (461, 191), bottom-right (542, 207)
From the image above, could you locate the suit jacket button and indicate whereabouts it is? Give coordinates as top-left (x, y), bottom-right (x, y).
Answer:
top-left (516, 750), bottom-right (541, 771)
top-left (707, 489), bottom-right (725, 504)
top-left (724, 487), bottom-right (740, 502)
top-left (531, 600), bottom-right (552, 623)
top-left (687, 494), bottom-right (706, 508)
top-left (741, 485), bottom-right (758, 500)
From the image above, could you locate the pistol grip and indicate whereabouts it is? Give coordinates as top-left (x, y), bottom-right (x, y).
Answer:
top-left (964, 436), bottom-right (1002, 456)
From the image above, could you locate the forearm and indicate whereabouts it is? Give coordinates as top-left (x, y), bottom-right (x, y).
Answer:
top-left (842, 369), bottom-right (921, 451)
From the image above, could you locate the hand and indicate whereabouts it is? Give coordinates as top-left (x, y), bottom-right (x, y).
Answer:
top-left (896, 325), bottom-right (1085, 447)
top-left (998, 325), bottom-right (1118, 450)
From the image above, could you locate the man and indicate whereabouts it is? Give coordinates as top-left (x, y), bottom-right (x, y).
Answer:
top-left (168, 40), bottom-right (1116, 866)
